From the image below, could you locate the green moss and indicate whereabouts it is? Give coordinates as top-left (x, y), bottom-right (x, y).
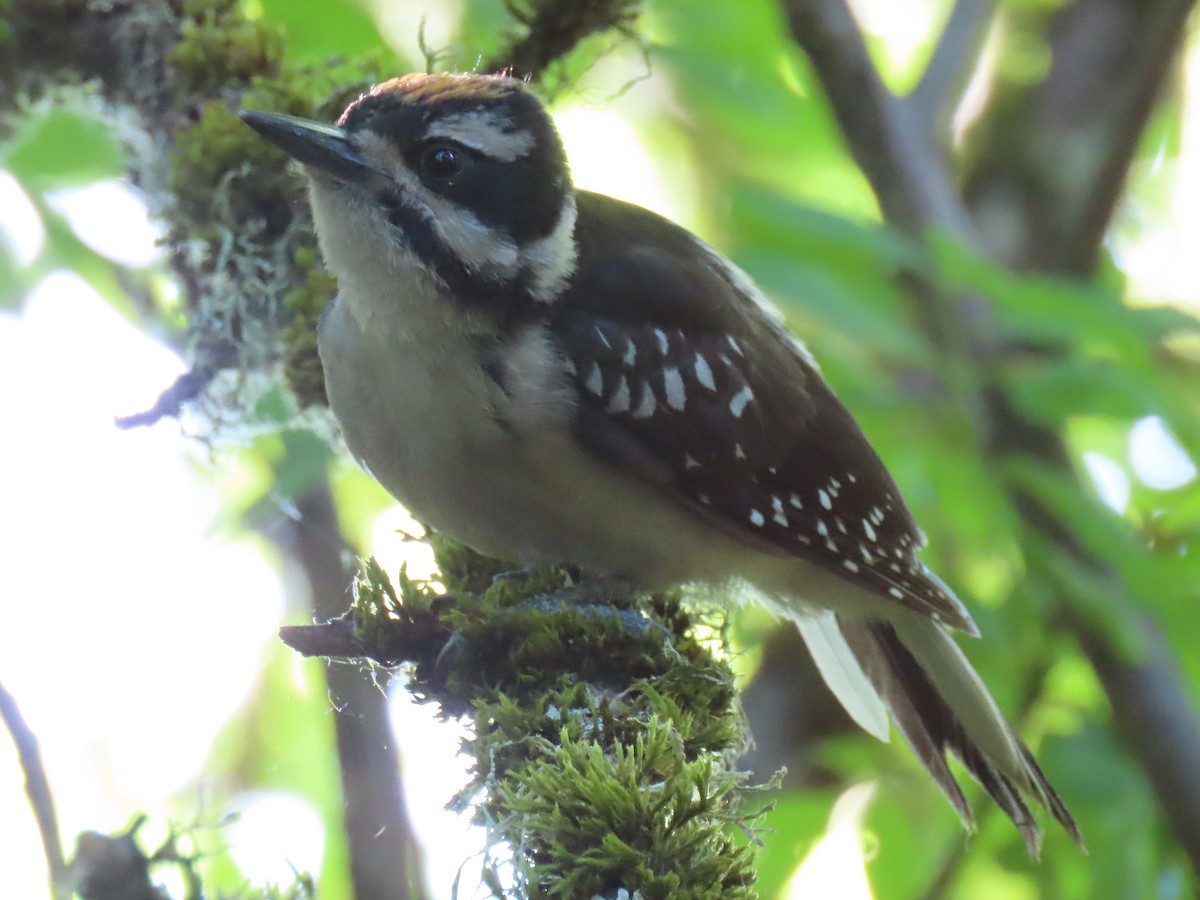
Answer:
top-left (499, 720), bottom-right (757, 899)
top-left (344, 543), bottom-right (765, 897)
top-left (170, 99), bottom-right (294, 233)
top-left (281, 247), bottom-right (335, 407)
top-left (428, 529), bottom-right (516, 595)
top-left (168, 0), bottom-right (285, 96)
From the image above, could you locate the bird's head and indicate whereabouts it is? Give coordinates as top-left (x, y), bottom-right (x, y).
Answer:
top-left (241, 74), bottom-right (578, 311)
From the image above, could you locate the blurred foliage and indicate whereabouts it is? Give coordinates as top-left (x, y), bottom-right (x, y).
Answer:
top-left (1, 0), bottom-right (1198, 897)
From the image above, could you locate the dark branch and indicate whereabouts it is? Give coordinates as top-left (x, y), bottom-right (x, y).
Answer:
top-left (0, 680), bottom-right (70, 900)
top-left (114, 367), bottom-right (215, 430)
top-left (279, 615), bottom-right (366, 659)
top-left (484, 0), bottom-right (641, 80)
top-left (274, 480), bottom-right (430, 900)
top-left (780, 0), bottom-right (972, 236)
top-left (279, 608), bottom-right (449, 668)
top-left (961, 0), bottom-right (1195, 275)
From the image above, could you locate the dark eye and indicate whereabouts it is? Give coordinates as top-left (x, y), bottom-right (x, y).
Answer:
top-left (420, 143), bottom-right (468, 181)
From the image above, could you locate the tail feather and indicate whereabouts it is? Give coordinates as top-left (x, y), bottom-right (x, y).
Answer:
top-left (837, 617), bottom-right (1082, 856)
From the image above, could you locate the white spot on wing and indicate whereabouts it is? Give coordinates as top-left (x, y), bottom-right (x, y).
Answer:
top-left (584, 362), bottom-right (603, 396)
top-left (863, 519), bottom-right (877, 541)
top-left (819, 489), bottom-right (832, 510)
top-left (662, 367), bottom-right (686, 411)
top-left (771, 495), bottom-right (787, 526)
top-left (728, 385), bottom-right (754, 418)
top-left (623, 338), bottom-right (637, 366)
top-left (606, 375), bottom-right (631, 413)
top-left (632, 382), bottom-right (656, 418)
top-left (843, 559), bottom-right (859, 573)
top-left (595, 326), bottom-right (611, 348)
top-left (749, 509), bottom-right (765, 527)
top-left (888, 586), bottom-right (905, 600)
top-left (693, 353), bottom-right (716, 390)
top-left (653, 328), bottom-right (669, 355)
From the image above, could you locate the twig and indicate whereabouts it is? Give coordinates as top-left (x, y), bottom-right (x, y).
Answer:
top-left (114, 367), bottom-right (215, 430)
top-left (279, 605), bottom-right (449, 667)
top-left (907, 0), bottom-right (996, 141)
top-left (780, 0), bottom-right (972, 236)
top-left (483, 0), bottom-right (642, 80)
top-left (0, 679), bottom-right (70, 900)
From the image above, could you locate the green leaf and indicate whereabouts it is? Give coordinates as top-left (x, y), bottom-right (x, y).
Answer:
top-left (751, 791), bottom-right (835, 897)
top-left (929, 231), bottom-right (1197, 358)
top-left (2, 106), bottom-right (124, 190)
top-left (255, 0), bottom-right (388, 62)
top-left (1005, 456), bottom-right (1200, 634)
top-left (1034, 725), bottom-right (1160, 898)
top-left (1005, 357), bottom-right (1163, 424)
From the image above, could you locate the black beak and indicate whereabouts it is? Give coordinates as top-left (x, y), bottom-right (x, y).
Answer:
top-left (240, 110), bottom-right (375, 184)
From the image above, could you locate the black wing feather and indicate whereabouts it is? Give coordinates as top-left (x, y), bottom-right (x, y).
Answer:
top-left (555, 192), bottom-right (972, 631)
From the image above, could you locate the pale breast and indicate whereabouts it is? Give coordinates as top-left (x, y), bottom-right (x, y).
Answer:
top-left (317, 294), bottom-right (749, 584)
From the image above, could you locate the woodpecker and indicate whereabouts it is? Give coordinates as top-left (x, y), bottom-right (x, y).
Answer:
top-left (241, 72), bottom-right (1081, 855)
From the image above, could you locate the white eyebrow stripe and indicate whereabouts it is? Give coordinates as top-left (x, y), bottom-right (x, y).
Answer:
top-left (425, 111), bottom-right (536, 162)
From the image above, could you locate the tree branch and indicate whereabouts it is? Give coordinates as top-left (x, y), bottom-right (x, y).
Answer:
top-left (781, 0), bottom-right (972, 236)
top-left (484, 0), bottom-right (642, 79)
top-left (961, 0), bottom-right (1195, 274)
top-left (0, 680), bottom-right (70, 900)
top-left (907, 0), bottom-right (996, 141)
top-left (275, 479), bottom-right (430, 900)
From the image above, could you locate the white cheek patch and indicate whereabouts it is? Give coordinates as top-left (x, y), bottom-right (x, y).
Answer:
top-left (356, 131), bottom-right (576, 300)
top-left (425, 110), bottom-right (536, 162)
top-left (376, 153), bottom-right (522, 280)
top-left (522, 196), bottom-right (578, 302)
top-left (424, 190), bottom-right (522, 277)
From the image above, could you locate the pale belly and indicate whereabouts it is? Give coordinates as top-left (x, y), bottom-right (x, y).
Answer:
top-left (316, 296), bottom-right (749, 587)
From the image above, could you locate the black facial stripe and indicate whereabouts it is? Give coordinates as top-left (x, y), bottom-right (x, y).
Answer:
top-left (344, 82), bottom-right (570, 243)
top-left (378, 191), bottom-right (543, 332)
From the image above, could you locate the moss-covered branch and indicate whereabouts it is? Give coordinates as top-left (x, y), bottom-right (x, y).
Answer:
top-left (281, 544), bottom-right (768, 899)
